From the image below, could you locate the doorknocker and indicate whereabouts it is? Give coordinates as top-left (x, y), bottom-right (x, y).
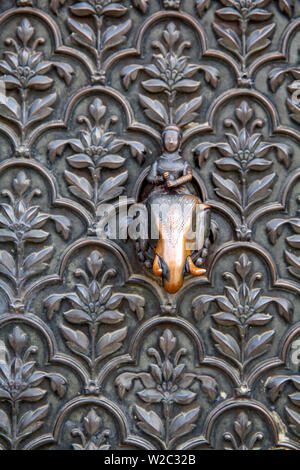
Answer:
top-left (136, 125), bottom-right (214, 294)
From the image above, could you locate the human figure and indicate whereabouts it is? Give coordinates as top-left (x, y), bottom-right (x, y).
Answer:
top-left (147, 125), bottom-right (193, 190)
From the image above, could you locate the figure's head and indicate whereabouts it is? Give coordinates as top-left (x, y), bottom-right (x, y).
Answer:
top-left (162, 125), bottom-right (181, 152)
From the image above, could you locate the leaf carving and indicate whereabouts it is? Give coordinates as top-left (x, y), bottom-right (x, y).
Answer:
top-left (211, 328), bottom-right (240, 360)
top-left (60, 325), bottom-right (90, 355)
top-left (135, 405), bottom-right (164, 438)
top-left (96, 327), bottom-right (127, 360)
top-left (169, 408), bottom-right (200, 438)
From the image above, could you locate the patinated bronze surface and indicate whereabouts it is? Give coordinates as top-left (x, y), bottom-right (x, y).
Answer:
top-left (0, 0), bottom-right (299, 451)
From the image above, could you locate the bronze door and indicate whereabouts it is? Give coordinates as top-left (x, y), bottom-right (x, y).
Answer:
top-left (0, 0), bottom-right (300, 451)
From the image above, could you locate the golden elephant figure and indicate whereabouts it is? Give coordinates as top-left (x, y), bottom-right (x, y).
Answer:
top-left (145, 192), bottom-right (211, 294)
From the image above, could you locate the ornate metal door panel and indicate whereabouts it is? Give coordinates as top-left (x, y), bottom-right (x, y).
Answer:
top-left (0, 0), bottom-right (300, 451)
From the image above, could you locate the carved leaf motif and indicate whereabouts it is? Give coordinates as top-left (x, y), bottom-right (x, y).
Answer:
top-left (0, 95), bottom-right (21, 122)
top-left (70, 3), bottom-right (96, 16)
top-left (286, 405), bottom-right (300, 438)
top-left (197, 376), bottom-right (218, 401)
top-left (159, 329), bottom-right (176, 357)
top-left (122, 64), bottom-right (144, 89)
top-left (196, 0), bottom-right (211, 16)
top-left (169, 408), bottom-right (200, 438)
top-left (102, 20), bottom-right (132, 48)
top-left (213, 23), bottom-right (241, 53)
top-left (53, 62), bottom-right (74, 85)
top-left (123, 294), bottom-right (145, 320)
top-left (278, 0), bottom-right (294, 17)
top-left (211, 328), bottom-right (241, 360)
top-left (132, 0), bottom-right (149, 13)
top-left (97, 171), bottom-right (128, 204)
top-left (212, 173), bottom-right (242, 205)
top-left (18, 404), bottom-right (49, 435)
top-left (23, 247), bottom-right (53, 272)
top-left (247, 24), bottom-right (275, 54)
top-left (193, 295), bottom-right (215, 320)
top-left (269, 68), bottom-right (287, 92)
top-left (60, 325), bottom-right (90, 355)
top-left (216, 7), bottom-right (242, 21)
top-left (68, 18), bottom-right (96, 45)
top-left (96, 327), bottom-right (127, 360)
top-left (244, 330), bottom-right (274, 361)
top-left (234, 412), bottom-right (251, 441)
top-left (247, 173), bottom-right (276, 204)
top-left (139, 95), bottom-right (168, 126)
top-left (0, 251), bottom-right (16, 277)
top-left (135, 405), bottom-right (164, 438)
top-left (0, 409), bottom-right (10, 436)
top-left (201, 65), bottom-right (220, 88)
top-left (28, 93), bottom-right (57, 123)
top-left (65, 170), bottom-right (93, 201)
top-left (175, 97), bottom-right (202, 126)
top-left (266, 375), bottom-right (291, 402)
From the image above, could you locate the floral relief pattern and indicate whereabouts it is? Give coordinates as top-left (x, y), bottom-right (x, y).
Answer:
top-left (0, 18), bottom-right (73, 157)
top-left (45, 250), bottom-right (145, 394)
top-left (194, 101), bottom-right (292, 240)
top-left (0, 171), bottom-right (70, 313)
top-left (222, 411), bottom-right (264, 450)
top-left (116, 329), bottom-right (218, 449)
top-left (0, 327), bottom-right (66, 450)
top-left (70, 408), bottom-right (112, 450)
top-left (49, 97), bottom-right (146, 233)
top-left (193, 254), bottom-right (293, 396)
top-left (0, 0), bottom-right (299, 451)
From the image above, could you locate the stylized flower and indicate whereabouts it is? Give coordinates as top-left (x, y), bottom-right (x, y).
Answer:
top-left (195, 101), bottom-right (291, 171)
top-left (69, 0), bottom-right (128, 17)
top-left (71, 409), bottom-right (111, 451)
top-left (218, 0), bottom-right (271, 20)
top-left (163, 0), bottom-right (181, 10)
top-left (141, 23), bottom-right (201, 97)
top-left (116, 329), bottom-right (218, 404)
top-left (60, 250), bottom-right (120, 325)
top-left (0, 19), bottom-right (53, 91)
top-left (203, 254), bottom-right (292, 328)
top-left (0, 327), bottom-right (65, 403)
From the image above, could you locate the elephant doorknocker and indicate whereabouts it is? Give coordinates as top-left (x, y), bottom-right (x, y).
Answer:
top-left (136, 125), bottom-right (214, 294)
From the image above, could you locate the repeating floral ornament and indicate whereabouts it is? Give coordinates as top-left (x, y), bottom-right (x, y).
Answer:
top-left (70, 408), bottom-right (111, 450)
top-left (115, 329), bottom-right (218, 449)
top-left (0, 0), bottom-right (299, 451)
top-left (0, 326), bottom-right (66, 450)
top-left (194, 101), bottom-right (292, 240)
top-left (213, 0), bottom-right (277, 87)
top-left (222, 411), bottom-right (264, 450)
top-left (0, 171), bottom-right (71, 313)
top-left (45, 249), bottom-right (145, 394)
top-left (266, 201), bottom-right (300, 278)
top-left (266, 372), bottom-right (300, 440)
top-left (48, 97), bottom-right (146, 233)
top-left (67, 0), bottom-right (135, 84)
top-left (193, 254), bottom-right (293, 396)
top-left (122, 22), bottom-right (219, 129)
top-left (0, 18), bottom-right (74, 157)
top-left (269, 64), bottom-right (300, 124)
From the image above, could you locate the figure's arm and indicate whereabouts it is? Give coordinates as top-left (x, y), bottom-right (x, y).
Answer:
top-left (147, 161), bottom-right (164, 184)
top-left (166, 164), bottom-right (192, 188)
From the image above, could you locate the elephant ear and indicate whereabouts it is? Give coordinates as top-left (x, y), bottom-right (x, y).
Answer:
top-left (210, 220), bottom-right (219, 244)
top-left (195, 205), bottom-right (211, 251)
